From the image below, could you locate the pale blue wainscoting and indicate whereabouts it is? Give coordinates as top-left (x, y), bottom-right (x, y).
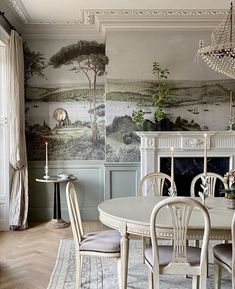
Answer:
top-left (28, 161), bottom-right (140, 221)
top-left (105, 163), bottom-right (141, 199)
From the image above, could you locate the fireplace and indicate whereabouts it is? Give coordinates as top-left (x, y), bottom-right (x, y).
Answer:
top-left (136, 131), bottom-right (235, 196)
top-left (160, 157), bottom-right (229, 196)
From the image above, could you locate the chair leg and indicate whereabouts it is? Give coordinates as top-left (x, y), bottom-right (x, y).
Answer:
top-left (192, 275), bottom-right (199, 289)
top-left (143, 237), bottom-right (151, 263)
top-left (148, 268), bottom-right (153, 289)
top-left (117, 258), bottom-right (122, 289)
top-left (199, 271), bottom-right (207, 289)
top-left (76, 254), bottom-right (83, 288)
top-left (142, 237), bottom-right (146, 264)
top-left (152, 270), bottom-right (160, 289)
top-left (214, 262), bottom-right (222, 289)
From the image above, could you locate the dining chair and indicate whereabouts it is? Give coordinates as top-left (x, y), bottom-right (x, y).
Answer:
top-left (66, 181), bottom-right (121, 289)
top-left (213, 213), bottom-right (235, 289)
top-left (138, 172), bottom-right (177, 263)
top-left (138, 172), bottom-right (176, 196)
top-left (144, 197), bottom-right (211, 289)
top-left (190, 172), bottom-right (227, 197)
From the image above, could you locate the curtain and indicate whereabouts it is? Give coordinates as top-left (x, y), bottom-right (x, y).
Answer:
top-left (8, 30), bottom-right (28, 230)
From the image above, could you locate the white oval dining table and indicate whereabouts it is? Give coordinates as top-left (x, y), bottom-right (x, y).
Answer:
top-left (98, 196), bottom-right (234, 289)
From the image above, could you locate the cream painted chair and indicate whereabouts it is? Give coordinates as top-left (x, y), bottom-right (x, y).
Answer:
top-left (213, 213), bottom-right (235, 289)
top-left (138, 172), bottom-right (176, 196)
top-left (138, 172), bottom-right (177, 263)
top-left (66, 181), bottom-right (121, 289)
top-left (144, 197), bottom-right (211, 289)
top-left (190, 172), bottom-right (227, 197)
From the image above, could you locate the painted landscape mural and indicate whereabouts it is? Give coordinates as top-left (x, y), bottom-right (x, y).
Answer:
top-left (105, 78), bottom-right (235, 162)
top-left (24, 32), bottom-right (235, 163)
top-left (25, 40), bottom-right (106, 160)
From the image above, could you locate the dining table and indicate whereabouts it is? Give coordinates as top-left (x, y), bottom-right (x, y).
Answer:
top-left (98, 196), bottom-right (234, 289)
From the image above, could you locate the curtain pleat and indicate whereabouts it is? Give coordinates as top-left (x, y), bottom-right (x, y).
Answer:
top-left (8, 30), bottom-right (28, 230)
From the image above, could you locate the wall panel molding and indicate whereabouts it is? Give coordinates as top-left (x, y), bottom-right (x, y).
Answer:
top-left (28, 161), bottom-right (140, 221)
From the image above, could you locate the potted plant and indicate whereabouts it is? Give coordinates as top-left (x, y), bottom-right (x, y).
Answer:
top-left (223, 182), bottom-right (235, 209)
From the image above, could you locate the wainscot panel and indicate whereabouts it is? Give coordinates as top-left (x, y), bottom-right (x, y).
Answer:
top-left (105, 163), bottom-right (141, 199)
top-left (28, 160), bottom-right (105, 221)
top-left (28, 161), bottom-right (140, 221)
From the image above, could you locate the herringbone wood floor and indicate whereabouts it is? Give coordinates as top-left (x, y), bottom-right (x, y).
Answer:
top-left (0, 221), bottom-right (104, 289)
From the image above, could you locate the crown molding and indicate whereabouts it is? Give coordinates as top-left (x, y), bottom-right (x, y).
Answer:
top-left (8, 0), bottom-right (31, 23)
top-left (6, 7), bottom-right (229, 38)
top-left (86, 9), bottom-right (228, 32)
top-left (20, 23), bottom-right (105, 40)
top-left (0, 0), bottom-right (23, 29)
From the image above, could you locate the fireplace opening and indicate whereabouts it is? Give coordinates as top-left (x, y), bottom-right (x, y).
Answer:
top-left (160, 157), bottom-right (230, 197)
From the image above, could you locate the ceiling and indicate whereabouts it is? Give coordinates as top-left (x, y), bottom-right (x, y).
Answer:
top-left (6, 0), bottom-right (233, 24)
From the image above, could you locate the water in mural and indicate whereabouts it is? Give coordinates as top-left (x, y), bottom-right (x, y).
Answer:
top-left (25, 40), bottom-right (107, 161)
top-left (106, 78), bottom-right (235, 162)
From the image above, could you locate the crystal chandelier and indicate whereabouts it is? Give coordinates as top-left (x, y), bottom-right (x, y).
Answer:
top-left (197, 2), bottom-right (235, 79)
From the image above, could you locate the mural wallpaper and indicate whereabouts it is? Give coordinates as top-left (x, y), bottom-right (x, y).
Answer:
top-left (105, 78), bottom-right (235, 162)
top-left (25, 40), bottom-right (107, 161)
top-left (25, 33), bottom-right (235, 163)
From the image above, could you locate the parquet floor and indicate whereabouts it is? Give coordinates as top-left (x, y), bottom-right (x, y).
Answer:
top-left (0, 221), bottom-right (104, 289)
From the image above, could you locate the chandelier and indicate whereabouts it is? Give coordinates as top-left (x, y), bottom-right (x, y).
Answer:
top-left (197, 2), bottom-right (235, 79)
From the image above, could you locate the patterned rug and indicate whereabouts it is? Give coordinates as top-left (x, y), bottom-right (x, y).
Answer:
top-left (47, 239), bottom-right (231, 289)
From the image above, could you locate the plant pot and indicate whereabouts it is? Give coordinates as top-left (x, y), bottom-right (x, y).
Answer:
top-left (224, 197), bottom-right (235, 209)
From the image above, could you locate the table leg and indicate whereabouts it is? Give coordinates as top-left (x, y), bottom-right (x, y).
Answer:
top-left (46, 183), bottom-right (70, 229)
top-left (120, 231), bottom-right (129, 289)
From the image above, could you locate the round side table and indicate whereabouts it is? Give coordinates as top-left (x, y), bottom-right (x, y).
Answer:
top-left (36, 176), bottom-right (77, 229)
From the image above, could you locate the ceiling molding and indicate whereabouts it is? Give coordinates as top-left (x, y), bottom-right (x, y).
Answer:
top-left (20, 23), bottom-right (105, 40)
top-left (8, 7), bottom-right (229, 38)
top-left (8, 0), bottom-right (31, 23)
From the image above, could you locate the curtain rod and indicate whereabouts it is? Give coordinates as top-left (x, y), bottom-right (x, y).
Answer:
top-left (0, 11), bottom-right (18, 33)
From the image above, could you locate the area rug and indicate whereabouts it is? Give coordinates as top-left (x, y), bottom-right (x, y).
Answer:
top-left (47, 239), bottom-right (231, 289)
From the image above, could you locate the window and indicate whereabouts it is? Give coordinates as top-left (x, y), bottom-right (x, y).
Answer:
top-left (0, 29), bottom-right (9, 231)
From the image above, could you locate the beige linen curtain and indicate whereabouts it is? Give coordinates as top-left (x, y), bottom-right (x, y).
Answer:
top-left (8, 30), bottom-right (28, 230)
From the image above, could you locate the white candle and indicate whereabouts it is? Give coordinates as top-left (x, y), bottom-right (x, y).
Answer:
top-left (203, 134), bottom-right (207, 176)
top-left (45, 142), bottom-right (48, 168)
top-left (230, 91), bottom-right (233, 119)
top-left (170, 147), bottom-right (174, 189)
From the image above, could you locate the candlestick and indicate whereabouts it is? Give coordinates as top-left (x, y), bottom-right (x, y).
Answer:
top-left (170, 147), bottom-right (174, 189)
top-left (203, 134), bottom-right (207, 176)
top-left (44, 142), bottom-right (49, 179)
top-left (230, 91), bottom-right (233, 119)
top-left (45, 142), bottom-right (48, 167)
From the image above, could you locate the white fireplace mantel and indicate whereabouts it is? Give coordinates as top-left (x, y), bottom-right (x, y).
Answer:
top-left (136, 131), bottom-right (235, 178)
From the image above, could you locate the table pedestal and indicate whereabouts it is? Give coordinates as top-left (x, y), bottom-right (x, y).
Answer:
top-left (46, 183), bottom-right (70, 229)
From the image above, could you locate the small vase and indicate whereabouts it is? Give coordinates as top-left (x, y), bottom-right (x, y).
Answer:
top-left (224, 198), bottom-right (235, 209)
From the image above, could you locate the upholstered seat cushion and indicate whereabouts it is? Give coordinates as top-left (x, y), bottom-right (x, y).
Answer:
top-left (213, 244), bottom-right (232, 269)
top-left (145, 245), bottom-right (201, 267)
top-left (79, 230), bottom-right (121, 253)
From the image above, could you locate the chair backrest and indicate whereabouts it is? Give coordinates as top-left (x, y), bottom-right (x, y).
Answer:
top-left (66, 181), bottom-right (84, 247)
top-left (150, 197), bottom-right (210, 270)
top-left (190, 172), bottom-right (227, 197)
top-left (138, 172), bottom-right (176, 196)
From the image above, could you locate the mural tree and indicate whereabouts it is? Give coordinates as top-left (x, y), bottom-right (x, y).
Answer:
top-left (23, 43), bottom-right (47, 91)
top-left (49, 40), bottom-right (108, 144)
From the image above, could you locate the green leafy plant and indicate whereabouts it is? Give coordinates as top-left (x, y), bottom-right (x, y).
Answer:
top-left (152, 61), bottom-right (170, 122)
top-left (132, 109), bottom-right (145, 127)
top-left (223, 182), bottom-right (235, 199)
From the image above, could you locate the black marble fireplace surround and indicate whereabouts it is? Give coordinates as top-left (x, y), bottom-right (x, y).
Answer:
top-left (160, 157), bottom-right (229, 197)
